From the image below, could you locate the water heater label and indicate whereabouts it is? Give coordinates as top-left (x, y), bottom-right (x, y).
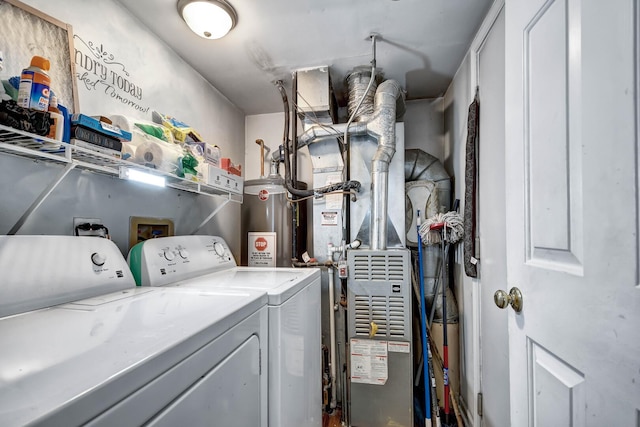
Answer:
top-left (350, 338), bottom-right (388, 385)
top-left (248, 232), bottom-right (276, 267)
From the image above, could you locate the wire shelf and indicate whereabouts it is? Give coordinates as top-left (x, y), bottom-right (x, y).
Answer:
top-left (0, 124), bottom-right (242, 203)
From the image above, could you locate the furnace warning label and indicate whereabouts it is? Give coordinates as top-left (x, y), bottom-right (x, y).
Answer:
top-left (325, 174), bottom-right (343, 209)
top-left (248, 232), bottom-right (276, 267)
top-left (350, 338), bottom-right (388, 385)
top-left (388, 341), bottom-right (410, 353)
top-left (321, 211), bottom-right (339, 226)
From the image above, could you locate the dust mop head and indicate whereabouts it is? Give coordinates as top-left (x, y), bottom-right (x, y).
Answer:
top-left (419, 211), bottom-right (464, 246)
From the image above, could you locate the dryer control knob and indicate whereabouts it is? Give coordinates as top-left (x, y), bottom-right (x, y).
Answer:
top-left (178, 249), bottom-right (189, 259)
top-left (91, 252), bottom-right (106, 266)
top-left (163, 250), bottom-right (175, 261)
top-left (213, 242), bottom-right (226, 257)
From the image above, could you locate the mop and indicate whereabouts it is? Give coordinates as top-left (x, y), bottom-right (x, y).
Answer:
top-left (419, 211), bottom-right (463, 426)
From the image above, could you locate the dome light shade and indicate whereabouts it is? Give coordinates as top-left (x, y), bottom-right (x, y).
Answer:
top-left (177, 0), bottom-right (237, 40)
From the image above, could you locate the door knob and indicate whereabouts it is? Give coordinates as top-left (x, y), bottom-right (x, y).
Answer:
top-left (494, 287), bottom-right (523, 313)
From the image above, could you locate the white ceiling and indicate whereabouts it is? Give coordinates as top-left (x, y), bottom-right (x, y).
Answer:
top-left (116, 0), bottom-right (494, 115)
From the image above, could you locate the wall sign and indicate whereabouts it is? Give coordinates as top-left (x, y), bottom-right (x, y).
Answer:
top-left (248, 231), bottom-right (276, 267)
top-left (73, 34), bottom-right (149, 113)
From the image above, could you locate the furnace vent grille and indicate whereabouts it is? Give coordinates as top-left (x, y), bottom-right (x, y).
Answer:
top-left (353, 253), bottom-right (405, 281)
top-left (354, 294), bottom-right (406, 338)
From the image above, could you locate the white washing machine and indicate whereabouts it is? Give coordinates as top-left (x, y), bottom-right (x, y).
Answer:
top-left (128, 235), bottom-right (322, 427)
top-left (0, 235), bottom-right (268, 427)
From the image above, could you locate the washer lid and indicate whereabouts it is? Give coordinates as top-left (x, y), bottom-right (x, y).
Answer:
top-left (0, 287), bottom-right (267, 426)
top-left (169, 267), bottom-right (321, 305)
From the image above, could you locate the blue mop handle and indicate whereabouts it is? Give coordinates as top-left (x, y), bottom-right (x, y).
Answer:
top-left (417, 211), bottom-right (431, 421)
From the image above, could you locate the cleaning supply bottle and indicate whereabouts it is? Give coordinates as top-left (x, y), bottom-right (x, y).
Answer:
top-left (46, 95), bottom-right (64, 141)
top-left (17, 56), bottom-right (51, 111)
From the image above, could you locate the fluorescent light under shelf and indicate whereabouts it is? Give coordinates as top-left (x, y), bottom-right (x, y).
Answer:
top-left (120, 167), bottom-right (166, 187)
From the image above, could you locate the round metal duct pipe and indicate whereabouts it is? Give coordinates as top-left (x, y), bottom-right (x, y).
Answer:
top-left (404, 148), bottom-right (457, 321)
top-left (405, 148), bottom-right (451, 215)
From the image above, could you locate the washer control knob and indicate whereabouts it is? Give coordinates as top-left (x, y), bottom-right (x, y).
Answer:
top-left (163, 250), bottom-right (175, 261)
top-left (91, 252), bottom-right (106, 267)
top-left (213, 242), bottom-right (226, 257)
top-left (178, 248), bottom-right (189, 259)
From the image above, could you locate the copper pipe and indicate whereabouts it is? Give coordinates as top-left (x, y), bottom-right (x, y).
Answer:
top-left (255, 139), bottom-right (265, 177)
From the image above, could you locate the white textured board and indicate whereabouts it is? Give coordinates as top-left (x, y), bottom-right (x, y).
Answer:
top-left (350, 338), bottom-right (388, 385)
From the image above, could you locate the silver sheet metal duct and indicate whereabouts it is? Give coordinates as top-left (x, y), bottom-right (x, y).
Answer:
top-left (405, 148), bottom-right (451, 214)
top-left (405, 148), bottom-right (449, 182)
top-left (298, 78), bottom-right (405, 250)
top-left (367, 79), bottom-right (404, 250)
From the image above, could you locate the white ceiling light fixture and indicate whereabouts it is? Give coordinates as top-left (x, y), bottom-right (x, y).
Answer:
top-left (177, 0), bottom-right (237, 40)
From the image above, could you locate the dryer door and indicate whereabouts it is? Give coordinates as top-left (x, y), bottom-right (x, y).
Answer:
top-left (147, 335), bottom-right (261, 426)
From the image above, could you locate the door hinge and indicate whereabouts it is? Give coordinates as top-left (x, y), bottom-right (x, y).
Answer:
top-left (477, 392), bottom-right (483, 417)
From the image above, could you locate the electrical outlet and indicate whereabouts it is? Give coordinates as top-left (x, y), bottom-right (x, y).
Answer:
top-left (73, 217), bottom-right (102, 235)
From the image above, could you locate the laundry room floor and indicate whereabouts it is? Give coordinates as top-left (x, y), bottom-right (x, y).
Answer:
top-left (322, 409), bottom-right (342, 427)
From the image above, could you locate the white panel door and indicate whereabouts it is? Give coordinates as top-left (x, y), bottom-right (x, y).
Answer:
top-left (505, 0), bottom-right (639, 426)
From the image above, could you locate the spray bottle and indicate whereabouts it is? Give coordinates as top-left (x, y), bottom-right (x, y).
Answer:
top-left (17, 56), bottom-right (51, 111)
top-left (46, 95), bottom-right (64, 141)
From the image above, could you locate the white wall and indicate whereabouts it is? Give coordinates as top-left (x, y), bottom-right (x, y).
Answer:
top-left (405, 99), bottom-right (444, 160)
top-left (443, 50), bottom-right (478, 421)
top-left (244, 113), bottom-right (313, 185)
top-left (0, 0), bottom-right (245, 257)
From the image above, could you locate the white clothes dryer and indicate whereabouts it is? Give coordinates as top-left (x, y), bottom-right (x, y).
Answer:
top-left (128, 235), bottom-right (322, 427)
top-left (0, 236), bottom-right (268, 427)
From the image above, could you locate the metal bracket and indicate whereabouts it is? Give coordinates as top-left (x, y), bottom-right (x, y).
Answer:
top-left (190, 194), bottom-right (231, 235)
top-left (8, 162), bottom-right (76, 234)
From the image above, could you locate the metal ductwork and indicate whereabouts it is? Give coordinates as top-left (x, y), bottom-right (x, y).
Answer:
top-left (367, 79), bottom-right (404, 250)
top-left (297, 122), bottom-right (367, 147)
top-left (346, 67), bottom-right (379, 122)
top-left (405, 149), bottom-right (449, 182)
top-left (298, 78), bottom-right (405, 250)
top-left (405, 148), bottom-right (452, 215)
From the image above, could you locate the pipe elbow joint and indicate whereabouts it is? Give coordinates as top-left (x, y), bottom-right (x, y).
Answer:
top-left (373, 145), bottom-right (395, 163)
